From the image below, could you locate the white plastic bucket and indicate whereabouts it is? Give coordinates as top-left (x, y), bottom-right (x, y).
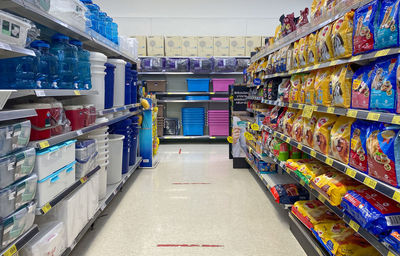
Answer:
top-left (90, 52), bottom-right (107, 66)
top-left (88, 71), bottom-right (106, 110)
top-left (107, 134), bottom-right (124, 184)
top-left (91, 65), bottom-right (106, 72)
top-left (107, 59), bottom-right (126, 107)
top-left (88, 133), bottom-right (108, 141)
top-left (88, 127), bottom-right (109, 136)
top-left (98, 144), bottom-right (109, 152)
top-left (98, 153), bottom-right (109, 165)
top-left (98, 160), bottom-right (109, 199)
top-left (96, 138), bottom-right (109, 149)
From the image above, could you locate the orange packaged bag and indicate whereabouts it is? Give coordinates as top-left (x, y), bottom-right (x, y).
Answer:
top-left (331, 64), bottom-right (353, 108)
top-left (314, 68), bottom-right (333, 106)
top-left (303, 113), bottom-right (319, 148)
top-left (313, 114), bottom-right (338, 155)
top-left (330, 116), bottom-right (355, 164)
top-left (307, 33), bottom-right (318, 65)
top-left (305, 72), bottom-right (317, 105)
top-left (283, 108), bottom-right (298, 138)
top-left (331, 11), bottom-right (354, 59)
top-left (293, 110), bottom-right (304, 142)
top-left (289, 74), bottom-right (303, 103)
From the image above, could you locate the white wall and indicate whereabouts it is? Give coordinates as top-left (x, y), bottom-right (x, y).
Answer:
top-left (94, 0), bottom-right (313, 37)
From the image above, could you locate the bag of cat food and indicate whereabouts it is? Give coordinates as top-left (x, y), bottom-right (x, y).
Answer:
top-left (332, 64), bottom-right (353, 108)
top-left (296, 162), bottom-right (327, 184)
top-left (370, 56), bottom-right (398, 112)
top-left (305, 72), bottom-right (317, 105)
top-left (351, 64), bottom-right (374, 110)
top-left (307, 33), bottom-right (318, 65)
top-left (311, 0), bottom-right (326, 22)
top-left (298, 37), bottom-right (308, 67)
top-left (384, 229), bottom-right (400, 251)
top-left (367, 123), bottom-right (400, 187)
top-left (349, 120), bottom-right (370, 173)
top-left (342, 187), bottom-right (400, 236)
top-left (282, 109), bottom-right (298, 138)
top-left (330, 116), bottom-right (355, 164)
top-left (303, 113), bottom-right (319, 148)
top-left (317, 24), bottom-right (334, 62)
top-left (314, 68), bottom-right (333, 106)
top-left (292, 200), bottom-right (340, 230)
top-left (375, 0), bottom-right (400, 50)
top-left (332, 11), bottom-right (354, 59)
top-left (313, 114), bottom-right (338, 155)
top-left (292, 110), bottom-right (304, 142)
top-left (289, 74), bottom-right (303, 103)
top-left (353, 0), bottom-right (379, 55)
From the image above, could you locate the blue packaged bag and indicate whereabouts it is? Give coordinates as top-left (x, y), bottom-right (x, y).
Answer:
top-left (375, 0), bottom-right (400, 50)
top-left (370, 56), bottom-right (398, 112)
top-left (384, 229), bottom-right (400, 251)
top-left (349, 120), bottom-right (370, 173)
top-left (341, 188), bottom-right (400, 236)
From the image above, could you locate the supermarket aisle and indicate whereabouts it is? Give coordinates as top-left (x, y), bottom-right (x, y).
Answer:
top-left (72, 144), bottom-right (306, 256)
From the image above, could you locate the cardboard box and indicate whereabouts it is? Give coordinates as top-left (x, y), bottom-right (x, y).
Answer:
top-left (229, 36), bottom-right (245, 56)
top-left (181, 36), bottom-right (198, 56)
top-left (165, 36), bottom-right (182, 56)
top-left (157, 104), bottom-right (164, 117)
top-left (197, 36), bottom-right (214, 57)
top-left (147, 36), bottom-right (164, 56)
top-left (245, 36), bottom-right (262, 56)
top-left (213, 36), bottom-right (229, 56)
top-left (131, 36), bottom-right (147, 56)
top-left (147, 80), bottom-right (167, 92)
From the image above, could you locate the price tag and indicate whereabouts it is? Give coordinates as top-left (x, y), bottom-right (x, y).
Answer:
top-left (39, 141), bottom-right (50, 149)
top-left (327, 107), bottom-right (335, 114)
top-left (375, 49), bottom-right (390, 57)
top-left (3, 244), bottom-right (17, 256)
top-left (393, 191), bottom-right (400, 203)
top-left (367, 112), bottom-right (381, 121)
top-left (285, 137), bottom-right (290, 143)
top-left (388, 251), bottom-right (396, 256)
top-left (310, 150), bottom-right (317, 157)
top-left (330, 60), bottom-right (338, 66)
top-left (318, 194), bottom-right (326, 203)
top-left (210, 137), bottom-right (216, 139)
top-left (351, 55), bottom-right (362, 61)
top-left (41, 203), bottom-right (52, 214)
top-left (297, 144), bottom-right (303, 150)
top-left (80, 177), bottom-right (88, 184)
top-left (347, 109), bottom-right (358, 118)
top-left (74, 90), bottom-right (81, 95)
top-left (314, 64), bottom-right (321, 69)
top-left (227, 136), bottom-right (233, 143)
top-left (76, 130), bottom-right (83, 136)
top-left (251, 123), bottom-right (260, 131)
top-left (302, 105), bottom-right (314, 118)
top-left (35, 90), bottom-right (45, 97)
top-left (346, 168), bottom-right (357, 178)
top-left (348, 220), bottom-right (360, 232)
top-left (392, 116), bottom-right (400, 125)
top-left (364, 177), bottom-right (377, 189)
top-left (325, 157), bottom-right (333, 166)
top-left (244, 132), bottom-right (254, 141)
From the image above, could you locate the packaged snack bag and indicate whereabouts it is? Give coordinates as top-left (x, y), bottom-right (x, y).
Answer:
top-left (313, 114), bottom-right (338, 155)
top-left (311, 0), bottom-right (326, 21)
top-left (303, 113), bottom-right (319, 148)
top-left (330, 116), bottom-right (355, 164)
top-left (332, 11), bottom-right (354, 58)
top-left (384, 229), bottom-right (400, 251)
top-left (299, 77), bottom-right (307, 104)
top-left (298, 37), bottom-right (308, 67)
top-left (267, 79), bottom-right (279, 101)
top-left (276, 108), bottom-right (287, 133)
top-left (367, 123), bottom-right (400, 187)
top-left (282, 109), bottom-right (298, 138)
top-left (351, 64), bottom-right (374, 110)
top-left (270, 183), bottom-right (309, 204)
top-left (305, 72), bottom-right (317, 105)
top-left (292, 110), bottom-right (304, 142)
top-left (269, 106), bottom-right (285, 130)
top-left (293, 41), bottom-right (300, 70)
top-left (296, 162), bottom-right (326, 184)
top-left (311, 171), bottom-right (363, 206)
top-left (292, 200), bottom-right (340, 230)
top-left (332, 64), bottom-right (353, 108)
top-left (375, 0), bottom-right (400, 50)
top-left (286, 47), bottom-right (294, 71)
top-left (290, 145), bottom-right (302, 159)
top-left (317, 24), bottom-right (334, 62)
top-left (314, 68), bottom-right (333, 106)
top-left (324, 0), bottom-right (336, 16)
top-left (289, 74), bottom-right (303, 103)
top-left (353, 0), bottom-right (379, 55)
top-left (341, 187), bottom-right (400, 236)
top-left (349, 120), bottom-right (370, 173)
top-left (370, 56), bottom-right (398, 112)
top-left (307, 33), bottom-right (318, 65)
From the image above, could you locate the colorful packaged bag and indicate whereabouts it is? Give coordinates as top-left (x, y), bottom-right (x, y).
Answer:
top-left (270, 183), bottom-right (309, 204)
top-left (313, 114), bottom-right (338, 155)
top-left (353, 0), bottom-right (379, 55)
top-left (292, 110), bottom-right (304, 142)
top-left (314, 68), bottom-right (333, 106)
top-left (289, 74), bottom-right (303, 103)
top-left (296, 162), bottom-right (327, 184)
top-left (375, 0), bottom-right (400, 50)
top-left (384, 229), bottom-right (400, 251)
top-left (332, 11), bottom-right (354, 58)
top-left (342, 188), bottom-right (400, 236)
top-left (299, 77), bottom-right (307, 104)
top-left (298, 37), bottom-right (308, 67)
top-left (370, 56), bottom-right (398, 113)
top-left (330, 116), bottom-right (355, 164)
top-left (305, 72), bottom-right (317, 105)
top-left (317, 24), bottom-right (334, 63)
top-left (349, 120), bottom-right (370, 173)
top-left (282, 108), bottom-right (298, 138)
top-left (290, 145), bottom-right (303, 159)
top-left (273, 140), bottom-right (289, 161)
top-left (286, 159), bottom-right (315, 172)
top-left (367, 123), bottom-right (400, 187)
top-left (293, 41), bottom-right (300, 70)
top-left (276, 108), bottom-right (287, 133)
top-left (303, 113), bottom-right (319, 148)
top-left (307, 33), bottom-right (318, 65)
top-left (311, 0), bottom-right (326, 22)
top-left (332, 64), bottom-right (353, 108)
top-left (292, 200), bottom-right (340, 230)
top-left (351, 64), bottom-right (374, 110)
top-left (324, 0), bottom-right (336, 16)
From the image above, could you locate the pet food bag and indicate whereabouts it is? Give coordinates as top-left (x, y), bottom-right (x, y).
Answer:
top-left (292, 200), bottom-right (340, 230)
top-left (351, 64), bottom-right (374, 110)
top-left (332, 64), bottom-right (353, 108)
top-left (353, 0), bottom-right (379, 55)
top-left (367, 123), bottom-right (400, 187)
top-left (289, 145), bottom-right (303, 159)
top-left (303, 113), bottom-right (319, 148)
top-left (273, 140), bottom-right (290, 161)
top-left (330, 116), bottom-right (355, 164)
top-left (292, 110), bottom-right (304, 142)
top-left (282, 108), bottom-right (298, 138)
top-left (293, 41), bottom-right (300, 70)
top-left (375, 0), bottom-right (400, 50)
top-left (349, 120), bottom-right (370, 173)
top-left (370, 56), bottom-right (398, 113)
top-left (317, 24), bottom-right (334, 63)
top-left (286, 159), bottom-right (315, 172)
top-left (296, 162), bottom-right (327, 184)
top-left (311, 0), bottom-right (326, 22)
top-left (277, 79), bottom-right (290, 103)
top-left (331, 11), bottom-right (354, 58)
top-left (305, 72), bottom-right (317, 105)
top-left (384, 229), bottom-right (400, 251)
top-left (314, 68), bottom-right (333, 106)
top-left (298, 37), bottom-right (308, 67)
top-left (307, 33), bottom-right (318, 66)
top-left (270, 183), bottom-right (309, 204)
top-left (289, 74), bottom-right (303, 103)
top-left (342, 188), bottom-right (400, 236)
top-left (313, 114), bottom-right (338, 155)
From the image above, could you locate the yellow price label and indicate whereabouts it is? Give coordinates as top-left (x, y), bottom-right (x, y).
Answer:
top-left (288, 103), bottom-right (294, 108)
top-left (327, 107), bottom-right (335, 114)
top-left (286, 168), bottom-right (290, 174)
top-left (251, 123), bottom-right (260, 131)
top-left (297, 144), bottom-right (303, 150)
top-left (244, 132), bottom-right (254, 141)
top-left (229, 96), bottom-right (234, 101)
top-left (285, 137), bottom-right (290, 143)
top-left (3, 244), bottom-right (17, 256)
top-left (375, 49), bottom-right (390, 57)
top-left (302, 105), bottom-right (314, 118)
top-left (351, 55), bottom-right (362, 61)
top-left (330, 60), bottom-right (338, 66)
top-left (74, 90), bottom-right (81, 95)
top-left (325, 158), bottom-right (333, 166)
top-left (39, 141), bottom-right (50, 149)
top-left (300, 179), bottom-right (306, 186)
top-left (388, 251), bottom-right (396, 256)
top-left (227, 136), bottom-right (234, 143)
top-left (367, 112), bottom-right (381, 121)
top-left (349, 220), bottom-right (360, 232)
top-left (314, 64), bottom-right (321, 69)
top-left (80, 176), bottom-right (88, 184)
top-left (392, 116), bottom-right (400, 125)
top-left (347, 109), bottom-right (358, 118)
top-left (210, 137), bottom-right (216, 139)
top-left (310, 150), bottom-right (317, 157)
top-left (364, 177), bottom-right (377, 189)
top-left (318, 194), bottom-right (326, 203)
top-left (346, 168), bottom-right (357, 178)
top-left (393, 191), bottom-right (400, 203)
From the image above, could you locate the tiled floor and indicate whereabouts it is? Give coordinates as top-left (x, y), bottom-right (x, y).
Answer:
top-left (71, 144), bottom-right (306, 256)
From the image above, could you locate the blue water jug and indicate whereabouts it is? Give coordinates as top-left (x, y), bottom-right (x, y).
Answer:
top-left (111, 22), bottom-right (119, 44)
top-left (98, 12), bottom-right (107, 37)
top-left (50, 33), bottom-right (79, 89)
top-left (70, 40), bottom-right (92, 90)
top-left (105, 16), bottom-right (113, 41)
top-left (80, 0), bottom-right (100, 32)
top-left (31, 40), bottom-right (59, 89)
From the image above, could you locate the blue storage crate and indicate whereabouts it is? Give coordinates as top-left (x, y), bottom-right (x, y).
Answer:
top-left (187, 79), bottom-right (210, 92)
top-left (185, 96), bottom-right (210, 100)
top-left (183, 124), bottom-right (204, 136)
top-left (182, 107), bottom-right (204, 112)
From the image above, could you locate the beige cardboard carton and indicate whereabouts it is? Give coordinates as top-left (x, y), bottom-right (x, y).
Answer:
top-left (181, 36), bottom-right (198, 56)
top-left (213, 36), bottom-right (229, 56)
top-left (197, 36), bottom-right (214, 57)
top-left (229, 36), bottom-right (245, 56)
top-left (165, 36), bottom-right (182, 56)
top-left (147, 36), bottom-right (164, 56)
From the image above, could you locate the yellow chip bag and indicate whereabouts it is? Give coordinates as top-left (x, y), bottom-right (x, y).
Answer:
top-left (332, 64), bottom-right (353, 108)
top-left (289, 74), bottom-right (303, 103)
top-left (293, 110), bottom-right (304, 142)
top-left (282, 108), bottom-right (298, 138)
top-left (305, 72), bottom-right (317, 105)
top-left (317, 24), bottom-right (334, 63)
top-left (303, 113), bottom-right (319, 148)
top-left (313, 114), bottom-right (338, 155)
top-left (330, 116), bottom-right (355, 164)
top-left (298, 37), bottom-right (308, 67)
top-left (314, 68), bottom-right (333, 106)
top-left (292, 200), bottom-right (341, 230)
top-left (331, 11), bottom-right (354, 59)
top-left (307, 33), bottom-right (318, 65)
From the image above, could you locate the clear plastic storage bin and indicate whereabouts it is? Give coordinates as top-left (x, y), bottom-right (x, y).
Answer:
top-left (76, 152), bottom-right (98, 178)
top-left (0, 120), bottom-right (31, 157)
top-left (14, 147), bottom-right (36, 181)
top-left (0, 186), bottom-right (16, 218)
top-left (14, 174), bottom-right (38, 209)
top-left (75, 140), bottom-right (96, 161)
top-left (48, 0), bottom-right (88, 31)
top-left (25, 0), bottom-right (51, 11)
top-left (0, 11), bottom-right (31, 47)
top-left (0, 155), bottom-right (17, 189)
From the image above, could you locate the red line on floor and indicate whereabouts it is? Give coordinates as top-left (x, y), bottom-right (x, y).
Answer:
top-left (157, 244), bottom-right (224, 247)
top-left (172, 183), bottom-right (211, 185)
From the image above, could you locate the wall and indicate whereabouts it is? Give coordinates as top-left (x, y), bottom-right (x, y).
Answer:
top-left (94, 0), bottom-right (313, 37)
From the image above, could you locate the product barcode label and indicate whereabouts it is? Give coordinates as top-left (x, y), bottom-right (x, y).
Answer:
top-left (386, 215), bottom-right (400, 226)
top-left (349, 220), bottom-right (360, 232)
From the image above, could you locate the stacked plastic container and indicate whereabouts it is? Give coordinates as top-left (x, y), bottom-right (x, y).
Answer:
top-left (89, 52), bottom-right (107, 110)
top-left (131, 70), bottom-right (138, 105)
top-left (108, 59), bottom-right (126, 107)
top-left (104, 63), bottom-right (116, 109)
top-left (125, 63), bottom-right (133, 105)
top-left (182, 108), bottom-right (205, 136)
top-left (208, 110), bottom-right (229, 136)
top-left (211, 78), bottom-right (235, 101)
top-left (109, 119), bottom-right (131, 174)
top-left (75, 139), bottom-right (98, 178)
top-left (187, 79), bottom-right (210, 100)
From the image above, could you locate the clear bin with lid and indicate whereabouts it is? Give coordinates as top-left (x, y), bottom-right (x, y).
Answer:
top-left (76, 139), bottom-right (96, 161)
top-left (0, 120), bottom-right (31, 157)
top-left (0, 186), bottom-right (16, 218)
top-left (14, 174), bottom-right (38, 209)
top-left (76, 152), bottom-right (98, 178)
top-left (0, 155), bottom-right (16, 189)
top-left (0, 11), bottom-right (31, 47)
top-left (14, 147), bottom-right (36, 181)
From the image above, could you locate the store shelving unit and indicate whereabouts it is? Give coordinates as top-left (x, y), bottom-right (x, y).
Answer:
top-left (0, 42), bottom-right (36, 58)
top-left (155, 92), bottom-right (228, 96)
top-left (0, 109), bottom-right (37, 121)
top-left (160, 135), bottom-right (227, 141)
top-left (158, 99), bottom-right (228, 103)
top-left (9, 89), bottom-right (99, 99)
top-left (97, 103), bottom-right (141, 116)
top-left (139, 72), bottom-right (243, 75)
top-left (0, 225), bottom-right (40, 256)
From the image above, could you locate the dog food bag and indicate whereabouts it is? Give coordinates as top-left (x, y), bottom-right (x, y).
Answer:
top-left (330, 116), bottom-right (355, 164)
top-left (351, 64), bottom-right (374, 110)
top-left (311, 0), bottom-right (326, 22)
top-left (270, 183), bottom-right (310, 204)
top-left (307, 33), bottom-right (318, 65)
top-left (324, 0), bottom-right (336, 16)
top-left (290, 145), bottom-right (303, 159)
top-left (349, 120), bottom-right (370, 173)
top-left (384, 229), bottom-right (400, 251)
top-left (341, 187), bottom-right (400, 236)
top-left (293, 110), bottom-right (304, 142)
top-left (277, 78), bottom-right (290, 103)
top-left (332, 64), bottom-right (353, 108)
top-left (292, 200), bottom-right (340, 230)
top-left (298, 37), bottom-right (308, 67)
top-left (370, 56), bottom-right (398, 112)
top-left (293, 41), bottom-right (300, 70)
top-left (331, 11), bottom-right (354, 58)
top-left (277, 108), bottom-right (287, 133)
top-left (303, 113), bottom-right (319, 148)
top-left (313, 114), bottom-right (338, 155)
top-left (353, 0), bottom-right (379, 55)
top-left (315, 68), bottom-right (333, 106)
top-left (283, 108), bottom-right (298, 138)
top-left (296, 162), bottom-right (327, 184)
top-left (273, 140), bottom-right (290, 161)
top-left (367, 123), bottom-right (400, 187)
top-left (305, 72), bottom-right (317, 105)
top-left (289, 74), bottom-right (303, 103)
top-left (317, 24), bottom-right (334, 62)
top-left (375, 0), bottom-right (400, 50)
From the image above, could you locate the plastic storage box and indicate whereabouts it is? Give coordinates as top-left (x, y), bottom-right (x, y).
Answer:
top-left (211, 78), bottom-right (236, 92)
top-left (0, 121), bottom-right (31, 157)
top-left (187, 79), bottom-right (210, 92)
top-left (14, 174), bottom-right (38, 209)
top-left (185, 96), bottom-right (210, 100)
top-left (0, 186), bottom-right (16, 218)
top-left (76, 152), bottom-right (98, 178)
top-left (164, 118), bottom-right (180, 135)
top-left (76, 140), bottom-right (96, 161)
top-left (0, 11), bottom-right (31, 47)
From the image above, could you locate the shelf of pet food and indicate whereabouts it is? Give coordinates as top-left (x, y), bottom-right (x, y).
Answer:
top-left (0, 108), bottom-right (37, 122)
top-left (247, 142), bottom-right (273, 164)
top-left (61, 157), bottom-right (142, 256)
top-left (8, 89), bottom-right (99, 99)
top-left (142, 56), bottom-right (251, 59)
top-left (261, 125), bottom-right (400, 207)
top-left (159, 135), bottom-right (227, 140)
top-left (157, 100), bottom-right (228, 103)
top-left (0, 0), bottom-right (138, 64)
top-left (30, 110), bottom-right (142, 150)
top-left (97, 103), bottom-right (142, 116)
top-left (0, 41), bottom-right (36, 58)
top-left (36, 165), bottom-right (101, 215)
top-left (155, 92), bottom-right (229, 96)
top-left (139, 72), bottom-right (243, 75)
top-left (250, 0), bottom-right (373, 62)
top-left (246, 96), bottom-right (263, 101)
top-left (0, 225), bottom-right (39, 256)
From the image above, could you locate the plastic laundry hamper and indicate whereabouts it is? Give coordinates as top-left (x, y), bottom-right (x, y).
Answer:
top-left (108, 59), bottom-right (127, 107)
top-left (107, 134), bottom-right (124, 184)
